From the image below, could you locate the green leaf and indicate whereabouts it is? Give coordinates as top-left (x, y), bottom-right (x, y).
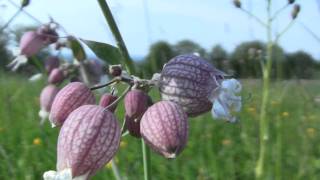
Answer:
top-left (81, 39), bottom-right (122, 65)
top-left (69, 37), bottom-right (86, 61)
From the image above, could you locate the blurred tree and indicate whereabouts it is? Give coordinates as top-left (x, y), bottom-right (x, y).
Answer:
top-left (231, 41), bottom-right (265, 78)
top-left (285, 51), bottom-right (316, 79)
top-left (173, 40), bottom-right (207, 58)
top-left (209, 44), bottom-right (228, 70)
top-left (230, 41), bottom-right (285, 78)
top-left (142, 41), bottom-right (175, 78)
top-left (0, 30), bottom-right (12, 71)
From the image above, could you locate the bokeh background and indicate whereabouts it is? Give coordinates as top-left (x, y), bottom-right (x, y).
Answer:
top-left (0, 0), bottom-right (320, 179)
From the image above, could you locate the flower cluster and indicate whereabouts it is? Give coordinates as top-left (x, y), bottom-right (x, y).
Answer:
top-left (38, 53), bottom-right (242, 179)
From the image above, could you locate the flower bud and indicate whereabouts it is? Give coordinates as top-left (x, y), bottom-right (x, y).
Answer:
top-left (125, 114), bottom-right (142, 138)
top-left (109, 65), bottom-right (122, 77)
top-left (20, 31), bottom-right (46, 57)
top-left (45, 56), bottom-right (60, 74)
top-left (48, 68), bottom-right (65, 84)
top-left (159, 54), bottom-right (224, 117)
top-left (99, 93), bottom-right (118, 112)
top-left (49, 82), bottom-right (96, 127)
top-left (54, 105), bottom-right (120, 179)
top-left (40, 85), bottom-right (59, 112)
top-left (21, 0), bottom-right (30, 7)
top-left (291, 4), bottom-right (301, 19)
top-left (37, 25), bottom-right (59, 44)
top-left (288, 0), bottom-right (295, 4)
top-left (140, 101), bottom-right (188, 158)
top-left (124, 89), bottom-right (149, 118)
top-left (233, 0), bottom-right (241, 8)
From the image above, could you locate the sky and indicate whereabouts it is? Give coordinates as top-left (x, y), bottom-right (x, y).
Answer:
top-left (1, 0), bottom-right (320, 60)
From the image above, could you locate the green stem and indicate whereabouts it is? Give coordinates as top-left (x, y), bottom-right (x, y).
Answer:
top-left (271, 4), bottom-right (289, 21)
top-left (111, 159), bottom-right (122, 180)
top-left (241, 8), bottom-right (267, 28)
top-left (97, 2), bottom-right (151, 179)
top-left (0, 9), bottom-right (22, 32)
top-left (142, 139), bottom-right (151, 180)
top-left (275, 20), bottom-right (295, 42)
top-left (97, 0), bottom-right (135, 74)
top-left (255, 0), bottom-right (273, 179)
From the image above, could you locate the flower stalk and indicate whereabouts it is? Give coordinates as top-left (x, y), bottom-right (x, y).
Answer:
top-left (97, 1), bottom-right (150, 179)
top-left (97, 0), bottom-right (135, 74)
top-left (255, 0), bottom-right (273, 178)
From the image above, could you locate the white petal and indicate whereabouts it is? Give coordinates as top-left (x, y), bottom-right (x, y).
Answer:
top-left (211, 79), bottom-right (242, 123)
top-left (7, 55), bottom-right (28, 71)
top-left (29, 73), bottom-right (43, 82)
top-left (221, 78), bottom-right (242, 94)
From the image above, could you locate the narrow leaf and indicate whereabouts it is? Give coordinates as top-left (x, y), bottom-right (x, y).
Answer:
top-left (69, 37), bottom-right (86, 61)
top-left (81, 39), bottom-right (122, 65)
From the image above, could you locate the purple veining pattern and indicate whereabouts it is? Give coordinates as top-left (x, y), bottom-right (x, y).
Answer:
top-left (159, 54), bottom-right (224, 117)
top-left (49, 82), bottom-right (96, 127)
top-left (40, 85), bottom-right (59, 112)
top-left (124, 90), bottom-right (149, 118)
top-left (57, 105), bottom-right (120, 178)
top-left (140, 101), bottom-right (188, 158)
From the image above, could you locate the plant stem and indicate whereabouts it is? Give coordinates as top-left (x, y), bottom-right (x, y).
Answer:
top-left (142, 139), bottom-right (151, 180)
top-left (78, 62), bottom-right (90, 85)
top-left (104, 85), bottom-right (131, 111)
top-left (241, 8), bottom-right (267, 28)
top-left (271, 4), bottom-right (289, 21)
top-left (97, 0), bottom-right (135, 74)
top-left (0, 9), bottom-right (22, 32)
top-left (90, 77), bottom-right (121, 90)
top-left (111, 159), bottom-right (122, 180)
top-left (255, 0), bottom-right (273, 179)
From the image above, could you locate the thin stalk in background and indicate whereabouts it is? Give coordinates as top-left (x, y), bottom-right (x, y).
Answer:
top-left (0, 9), bottom-right (22, 32)
top-left (142, 139), bottom-right (151, 180)
top-left (97, 0), bottom-right (135, 75)
top-left (255, 1), bottom-right (273, 178)
top-left (96, 1), bottom-right (150, 180)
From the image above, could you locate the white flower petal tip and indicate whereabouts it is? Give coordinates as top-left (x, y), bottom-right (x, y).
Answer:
top-left (43, 169), bottom-right (88, 180)
top-left (151, 73), bottom-right (161, 86)
top-left (193, 52), bottom-right (200, 57)
top-left (7, 55), bottom-right (28, 71)
top-left (43, 169), bottom-right (72, 180)
top-left (29, 73), bottom-right (43, 82)
top-left (39, 109), bottom-right (49, 125)
top-left (211, 79), bottom-right (242, 123)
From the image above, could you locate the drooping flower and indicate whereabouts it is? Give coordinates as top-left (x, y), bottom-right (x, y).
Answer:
top-left (44, 105), bottom-right (120, 180)
top-left (211, 78), bottom-right (242, 123)
top-left (159, 54), bottom-right (225, 117)
top-left (7, 31), bottom-right (46, 71)
top-left (39, 85), bottom-right (59, 125)
top-left (49, 82), bottom-right (96, 127)
top-left (140, 101), bottom-right (188, 158)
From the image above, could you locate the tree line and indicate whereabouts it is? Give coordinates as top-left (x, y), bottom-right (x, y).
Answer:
top-left (137, 40), bottom-right (320, 79)
top-left (1, 29), bottom-right (319, 79)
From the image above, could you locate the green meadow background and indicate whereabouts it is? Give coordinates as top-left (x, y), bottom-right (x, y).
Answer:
top-left (1, 73), bottom-right (320, 180)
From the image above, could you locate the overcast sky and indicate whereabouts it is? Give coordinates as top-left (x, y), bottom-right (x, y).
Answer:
top-left (1, 0), bottom-right (320, 59)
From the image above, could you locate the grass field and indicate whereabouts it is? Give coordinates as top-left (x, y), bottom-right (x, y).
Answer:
top-left (0, 73), bottom-right (320, 180)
